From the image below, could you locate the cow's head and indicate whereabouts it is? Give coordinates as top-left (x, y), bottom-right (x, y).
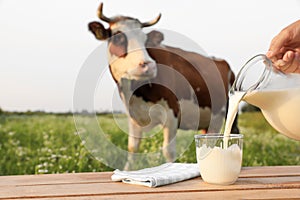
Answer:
top-left (88, 3), bottom-right (161, 83)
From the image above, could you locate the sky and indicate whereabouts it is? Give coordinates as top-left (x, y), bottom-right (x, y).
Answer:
top-left (0, 0), bottom-right (300, 112)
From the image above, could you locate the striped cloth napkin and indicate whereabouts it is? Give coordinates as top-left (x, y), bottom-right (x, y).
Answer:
top-left (111, 163), bottom-right (200, 187)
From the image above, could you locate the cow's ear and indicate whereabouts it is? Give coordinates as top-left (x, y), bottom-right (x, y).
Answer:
top-left (146, 30), bottom-right (164, 47)
top-left (88, 21), bottom-right (111, 40)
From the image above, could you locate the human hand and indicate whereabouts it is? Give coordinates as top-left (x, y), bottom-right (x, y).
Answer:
top-left (266, 20), bottom-right (300, 73)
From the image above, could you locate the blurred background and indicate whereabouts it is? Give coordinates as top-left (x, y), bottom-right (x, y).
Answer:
top-left (0, 0), bottom-right (299, 113)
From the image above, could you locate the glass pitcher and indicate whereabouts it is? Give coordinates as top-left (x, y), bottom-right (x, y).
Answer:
top-left (231, 54), bottom-right (300, 140)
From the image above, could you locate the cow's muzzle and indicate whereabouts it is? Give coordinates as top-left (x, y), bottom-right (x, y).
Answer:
top-left (139, 61), bottom-right (157, 76)
top-left (127, 61), bottom-right (157, 80)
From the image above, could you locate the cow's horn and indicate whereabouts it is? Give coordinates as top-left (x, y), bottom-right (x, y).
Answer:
top-left (141, 14), bottom-right (161, 27)
top-left (97, 3), bottom-right (111, 23)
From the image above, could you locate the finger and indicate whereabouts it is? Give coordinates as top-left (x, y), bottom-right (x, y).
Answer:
top-left (280, 51), bottom-right (296, 73)
top-left (266, 50), bottom-right (282, 60)
top-left (283, 56), bottom-right (298, 73)
top-left (282, 51), bottom-right (295, 62)
top-left (273, 59), bottom-right (287, 71)
top-left (292, 52), bottom-right (300, 73)
top-left (283, 52), bottom-right (300, 73)
top-left (273, 57), bottom-right (298, 73)
top-left (268, 52), bottom-right (284, 64)
top-left (266, 50), bottom-right (274, 58)
top-left (275, 52), bottom-right (284, 60)
top-left (280, 58), bottom-right (296, 73)
top-left (280, 52), bottom-right (295, 72)
top-left (279, 47), bottom-right (287, 53)
top-left (286, 62), bottom-right (298, 73)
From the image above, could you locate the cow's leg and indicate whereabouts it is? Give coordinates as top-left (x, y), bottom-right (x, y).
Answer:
top-left (124, 119), bottom-right (142, 171)
top-left (162, 117), bottom-right (178, 162)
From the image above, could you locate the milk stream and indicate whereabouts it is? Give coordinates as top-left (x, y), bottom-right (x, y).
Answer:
top-left (223, 91), bottom-right (246, 148)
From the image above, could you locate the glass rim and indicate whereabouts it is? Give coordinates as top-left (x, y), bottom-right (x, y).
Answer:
top-left (194, 134), bottom-right (243, 139)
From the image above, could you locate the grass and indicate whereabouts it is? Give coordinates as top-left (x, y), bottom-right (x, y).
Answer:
top-left (0, 112), bottom-right (299, 175)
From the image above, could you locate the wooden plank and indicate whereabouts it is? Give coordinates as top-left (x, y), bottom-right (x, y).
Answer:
top-left (240, 166), bottom-right (300, 178)
top-left (0, 172), bottom-right (113, 187)
top-left (1, 175), bottom-right (300, 199)
top-left (12, 189), bottom-right (300, 200)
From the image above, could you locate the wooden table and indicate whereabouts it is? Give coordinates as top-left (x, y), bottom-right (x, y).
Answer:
top-left (1, 166), bottom-right (300, 199)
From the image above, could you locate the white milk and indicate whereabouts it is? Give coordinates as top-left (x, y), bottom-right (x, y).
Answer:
top-left (196, 144), bottom-right (242, 185)
top-left (224, 91), bottom-right (245, 136)
top-left (195, 91), bottom-right (244, 185)
top-left (223, 91), bottom-right (246, 148)
top-left (244, 88), bottom-right (300, 140)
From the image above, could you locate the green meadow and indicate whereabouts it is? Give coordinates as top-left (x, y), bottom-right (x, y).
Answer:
top-left (0, 111), bottom-right (299, 175)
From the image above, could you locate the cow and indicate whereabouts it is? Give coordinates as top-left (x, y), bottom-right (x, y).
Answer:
top-left (88, 3), bottom-right (239, 170)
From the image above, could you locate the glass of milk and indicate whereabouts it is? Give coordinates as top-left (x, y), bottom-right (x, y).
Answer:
top-left (195, 134), bottom-right (243, 185)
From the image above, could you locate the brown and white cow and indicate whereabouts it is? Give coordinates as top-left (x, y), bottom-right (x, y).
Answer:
top-left (88, 3), bottom-right (239, 170)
